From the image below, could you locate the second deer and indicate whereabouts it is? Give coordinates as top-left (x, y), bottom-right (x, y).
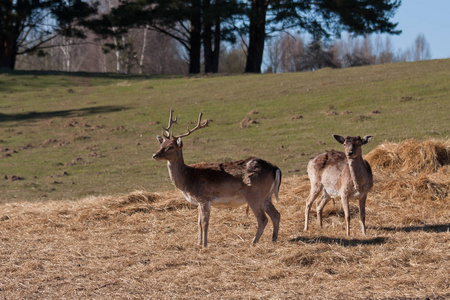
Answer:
top-left (304, 135), bottom-right (373, 236)
top-left (152, 110), bottom-right (282, 247)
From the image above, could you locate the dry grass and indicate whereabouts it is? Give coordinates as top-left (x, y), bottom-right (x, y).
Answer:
top-left (366, 139), bottom-right (450, 201)
top-left (1, 140), bottom-right (449, 299)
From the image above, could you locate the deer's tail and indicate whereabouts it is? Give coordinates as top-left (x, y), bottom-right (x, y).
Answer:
top-left (270, 168), bottom-right (282, 201)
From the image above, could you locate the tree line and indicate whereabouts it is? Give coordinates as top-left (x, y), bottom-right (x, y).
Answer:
top-left (2, 0), bottom-right (405, 74)
top-left (265, 32), bottom-right (431, 73)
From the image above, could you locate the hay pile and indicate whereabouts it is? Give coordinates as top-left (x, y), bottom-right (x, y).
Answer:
top-left (72, 190), bottom-right (194, 223)
top-left (365, 139), bottom-right (450, 201)
top-left (0, 139), bottom-right (449, 299)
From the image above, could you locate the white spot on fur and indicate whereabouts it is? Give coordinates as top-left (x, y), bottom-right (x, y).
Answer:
top-left (181, 191), bottom-right (199, 205)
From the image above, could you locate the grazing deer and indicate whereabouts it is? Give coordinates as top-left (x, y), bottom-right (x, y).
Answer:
top-left (152, 110), bottom-right (282, 247)
top-left (304, 135), bottom-right (373, 236)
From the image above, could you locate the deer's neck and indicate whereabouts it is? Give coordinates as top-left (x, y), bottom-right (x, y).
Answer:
top-left (347, 156), bottom-right (369, 190)
top-left (167, 155), bottom-right (189, 191)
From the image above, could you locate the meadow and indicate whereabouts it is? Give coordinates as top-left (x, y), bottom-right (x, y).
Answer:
top-left (0, 60), bottom-right (449, 299)
top-left (1, 60), bottom-right (449, 201)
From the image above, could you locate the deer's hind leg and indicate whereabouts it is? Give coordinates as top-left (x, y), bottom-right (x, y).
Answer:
top-left (304, 183), bottom-right (322, 231)
top-left (247, 200), bottom-right (268, 244)
top-left (316, 190), bottom-right (332, 229)
top-left (264, 198), bottom-right (280, 242)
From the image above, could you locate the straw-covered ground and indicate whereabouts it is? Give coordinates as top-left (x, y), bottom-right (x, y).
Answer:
top-left (1, 139), bottom-right (449, 299)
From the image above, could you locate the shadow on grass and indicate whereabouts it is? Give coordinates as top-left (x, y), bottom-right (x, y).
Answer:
top-left (289, 236), bottom-right (387, 247)
top-left (0, 70), bottom-right (183, 94)
top-left (371, 223), bottom-right (450, 233)
top-left (0, 105), bottom-right (129, 123)
top-left (0, 69), bottom-right (181, 79)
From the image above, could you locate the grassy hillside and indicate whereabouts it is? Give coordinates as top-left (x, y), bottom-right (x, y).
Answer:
top-left (1, 60), bottom-right (449, 201)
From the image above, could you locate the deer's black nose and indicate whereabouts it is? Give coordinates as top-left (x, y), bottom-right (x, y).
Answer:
top-left (152, 154), bottom-right (158, 159)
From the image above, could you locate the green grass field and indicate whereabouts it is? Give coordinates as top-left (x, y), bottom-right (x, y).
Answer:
top-left (1, 60), bottom-right (449, 202)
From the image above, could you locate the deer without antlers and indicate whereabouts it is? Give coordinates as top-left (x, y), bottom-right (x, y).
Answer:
top-left (304, 135), bottom-right (373, 236)
top-left (152, 110), bottom-right (282, 247)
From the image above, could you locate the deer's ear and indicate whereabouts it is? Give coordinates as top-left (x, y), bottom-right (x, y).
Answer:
top-left (333, 135), bottom-right (345, 144)
top-left (362, 135), bottom-right (373, 144)
top-left (156, 136), bottom-right (164, 144)
top-left (176, 137), bottom-right (183, 148)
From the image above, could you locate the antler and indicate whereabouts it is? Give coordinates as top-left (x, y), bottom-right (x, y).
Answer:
top-left (161, 109), bottom-right (178, 139)
top-left (173, 112), bottom-right (209, 139)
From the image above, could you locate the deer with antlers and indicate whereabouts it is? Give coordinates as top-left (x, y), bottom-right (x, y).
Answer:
top-left (304, 135), bottom-right (373, 236)
top-left (152, 110), bottom-right (282, 247)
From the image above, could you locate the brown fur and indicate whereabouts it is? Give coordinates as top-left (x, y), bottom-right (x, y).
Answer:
top-left (314, 150), bottom-right (346, 171)
top-left (304, 135), bottom-right (373, 236)
top-left (153, 135), bottom-right (281, 247)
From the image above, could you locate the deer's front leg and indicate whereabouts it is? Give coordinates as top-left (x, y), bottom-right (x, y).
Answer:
top-left (341, 194), bottom-right (350, 236)
top-left (359, 195), bottom-right (367, 235)
top-left (198, 202), bottom-right (211, 247)
top-left (197, 205), bottom-right (203, 246)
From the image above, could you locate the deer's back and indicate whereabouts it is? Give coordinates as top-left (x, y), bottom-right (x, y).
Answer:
top-left (308, 150), bottom-right (347, 174)
top-left (190, 157), bottom-right (278, 184)
top-left (186, 157), bottom-right (279, 204)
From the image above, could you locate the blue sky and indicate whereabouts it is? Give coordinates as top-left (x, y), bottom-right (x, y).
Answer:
top-left (387, 0), bottom-right (450, 59)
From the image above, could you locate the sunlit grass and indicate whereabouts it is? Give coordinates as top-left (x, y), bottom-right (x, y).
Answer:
top-left (1, 59), bottom-right (449, 201)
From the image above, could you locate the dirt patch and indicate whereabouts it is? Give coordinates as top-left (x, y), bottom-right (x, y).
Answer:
top-left (4, 175), bottom-right (24, 181)
top-left (400, 95), bottom-right (423, 102)
top-left (41, 139), bottom-right (58, 147)
top-left (111, 125), bottom-right (127, 132)
top-left (351, 114), bottom-right (371, 122)
top-left (240, 118), bottom-right (257, 129)
top-left (290, 115), bottom-right (303, 120)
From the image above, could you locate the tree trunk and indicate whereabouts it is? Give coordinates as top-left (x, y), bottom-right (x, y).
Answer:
top-left (59, 36), bottom-right (72, 72)
top-left (211, 4), bottom-right (221, 73)
top-left (245, 0), bottom-right (267, 73)
top-left (203, 0), bottom-right (213, 73)
top-left (0, 36), bottom-right (17, 69)
top-left (139, 26), bottom-right (149, 74)
top-left (189, 0), bottom-right (202, 74)
top-left (0, 0), bottom-right (17, 69)
top-left (203, 0), bottom-right (221, 73)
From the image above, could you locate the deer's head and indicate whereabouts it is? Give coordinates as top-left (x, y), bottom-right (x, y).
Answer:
top-left (333, 135), bottom-right (372, 159)
top-left (152, 110), bottom-right (209, 162)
